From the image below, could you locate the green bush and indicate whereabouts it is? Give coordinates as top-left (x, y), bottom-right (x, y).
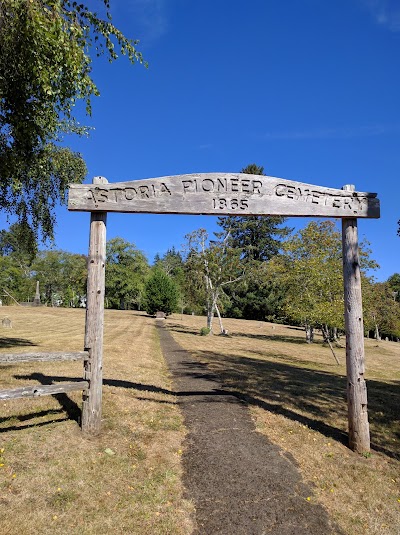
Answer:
top-left (143, 269), bottom-right (179, 316)
top-left (200, 327), bottom-right (211, 336)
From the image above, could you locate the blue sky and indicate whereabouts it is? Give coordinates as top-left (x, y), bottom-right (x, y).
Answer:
top-left (3, 0), bottom-right (400, 280)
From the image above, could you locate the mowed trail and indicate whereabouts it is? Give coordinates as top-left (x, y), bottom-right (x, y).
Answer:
top-left (157, 323), bottom-right (343, 535)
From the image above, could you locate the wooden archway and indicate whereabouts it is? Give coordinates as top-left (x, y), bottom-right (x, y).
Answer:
top-left (68, 173), bottom-right (380, 453)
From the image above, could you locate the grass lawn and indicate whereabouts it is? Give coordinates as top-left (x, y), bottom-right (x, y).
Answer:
top-left (0, 307), bottom-right (193, 535)
top-left (1, 306), bottom-right (399, 534)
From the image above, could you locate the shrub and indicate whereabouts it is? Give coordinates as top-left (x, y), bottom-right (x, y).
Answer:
top-left (200, 327), bottom-right (211, 336)
top-left (143, 269), bottom-right (179, 316)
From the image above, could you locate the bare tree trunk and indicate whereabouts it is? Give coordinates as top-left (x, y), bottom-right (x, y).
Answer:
top-left (207, 307), bottom-right (214, 331)
top-left (331, 326), bottom-right (338, 341)
top-left (305, 324), bottom-right (314, 343)
top-left (215, 303), bottom-right (226, 334)
top-left (321, 325), bottom-right (340, 365)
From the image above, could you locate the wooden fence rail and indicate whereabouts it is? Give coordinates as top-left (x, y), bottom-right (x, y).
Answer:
top-left (0, 351), bottom-right (88, 364)
top-left (0, 381), bottom-right (89, 401)
top-left (0, 350), bottom-right (89, 402)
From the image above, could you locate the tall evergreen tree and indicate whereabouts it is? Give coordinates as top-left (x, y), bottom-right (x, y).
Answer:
top-left (216, 164), bottom-right (292, 320)
top-left (143, 269), bottom-right (179, 316)
top-left (217, 164), bottom-right (291, 262)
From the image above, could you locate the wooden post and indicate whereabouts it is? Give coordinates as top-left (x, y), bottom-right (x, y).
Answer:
top-left (82, 177), bottom-right (108, 434)
top-left (342, 184), bottom-right (370, 453)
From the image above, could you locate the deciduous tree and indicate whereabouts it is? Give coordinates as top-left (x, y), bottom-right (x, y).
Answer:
top-left (387, 273), bottom-right (400, 302)
top-left (363, 280), bottom-right (400, 340)
top-left (105, 237), bottom-right (149, 310)
top-left (184, 228), bottom-right (243, 333)
top-left (0, 0), bottom-right (146, 242)
top-left (31, 249), bottom-right (87, 306)
top-left (274, 221), bottom-right (378, 345)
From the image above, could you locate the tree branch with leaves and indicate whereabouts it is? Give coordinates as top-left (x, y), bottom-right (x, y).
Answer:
top-left (0, 0), bottom-right (146, 244)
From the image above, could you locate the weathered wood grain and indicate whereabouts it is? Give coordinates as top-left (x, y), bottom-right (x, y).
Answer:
top-left (0, 351), bottom-right (88, 364)
top-left (81, 177), bottom-right (107, 435)
top-left (342, 185), bottom-right (370, 453)
top-left (0, 381), bottom-right (89, 400)
top-left (68, 173), bottom-right (380, 218)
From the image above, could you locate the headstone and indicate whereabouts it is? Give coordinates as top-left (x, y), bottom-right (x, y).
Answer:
top-left (33, 280), bottom-right (40, 306)
top-left (155, 311), bottom-right (166, 319)
top-left (2, 317), bottom-right (12, 328)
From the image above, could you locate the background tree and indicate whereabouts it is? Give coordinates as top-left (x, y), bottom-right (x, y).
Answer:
top-left (275, 221), bottom-right (347, 343)
top-left (31, 250), bottom-right (87, 306)
top-left (143, 269), bottom-right (180, 316)
top-left (154, 247), bottom-right (187, 312)
top-left (363, 280), bottom-right (400, 340)
top-left (273, 220), bottom-right (378, 344)
top-left (387, 273), bottom-right (400, 302)
top-left (216, 163), bottom-right (292, 320)
top-left (184, 228), bottom-right (243, 333)
top-left (0, 222), bottom-right (38, 271)
top-left (0, 223), bottom-right (39, 303)
top-left (0, 0), bottom-right (146, 244)
top-left (105, 237), bottom-right (149, 310)
top-left (0, 256), bottom-right (30, 304)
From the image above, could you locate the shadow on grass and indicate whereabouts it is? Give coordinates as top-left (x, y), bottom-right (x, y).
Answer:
top-left (5, 359), bottom-right (399, 461)
top-left (230, 332), bottom-right (314, 345)
top-left (167, 321), bottom-right (330, 346)
top-left (0, 337), bottom-right (37, 349)
top-left (1, 371), bottom-right (242, 433)
top-left (187, 349), bottom-right (400, 459)
top-left (0, 372), bottom-right (81, 431)
top-left (165, 323), bottom-right (201, 336)
top-left (14, 373), bottom-right (232, 402)
top-left (0, 407), bottom-right (69, 433)
top-left (0, 417), bottom-right (70, 433)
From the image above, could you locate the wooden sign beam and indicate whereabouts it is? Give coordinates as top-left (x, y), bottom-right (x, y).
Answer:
top-left (68, 173), bottom-right (380, 218)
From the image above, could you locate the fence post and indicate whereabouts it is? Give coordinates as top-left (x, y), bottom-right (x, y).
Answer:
top-left (342, 184), bottom-right (370, 453)
top-left (82, 177), bottom-right (108, 434)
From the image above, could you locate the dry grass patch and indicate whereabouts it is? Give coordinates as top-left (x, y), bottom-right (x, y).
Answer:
top-left (166, 314), bottom-right (400, 535)
top-left (0, 307), bottom-right (193, 535)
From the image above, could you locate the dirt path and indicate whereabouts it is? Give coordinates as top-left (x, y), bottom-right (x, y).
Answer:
top-left (157, 323), bottom-right (342, 535)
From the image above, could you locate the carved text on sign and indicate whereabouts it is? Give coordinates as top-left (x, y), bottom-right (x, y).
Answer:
top-left (89, 182), bottom-right (172, 205)
top-left (274, 184), bottom-right (368, 211)
top-left (182, 177), bottom-right (263, 195)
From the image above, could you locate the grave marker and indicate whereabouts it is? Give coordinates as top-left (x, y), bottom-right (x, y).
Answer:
top-left (2, 317), bottom-right (12, 328)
